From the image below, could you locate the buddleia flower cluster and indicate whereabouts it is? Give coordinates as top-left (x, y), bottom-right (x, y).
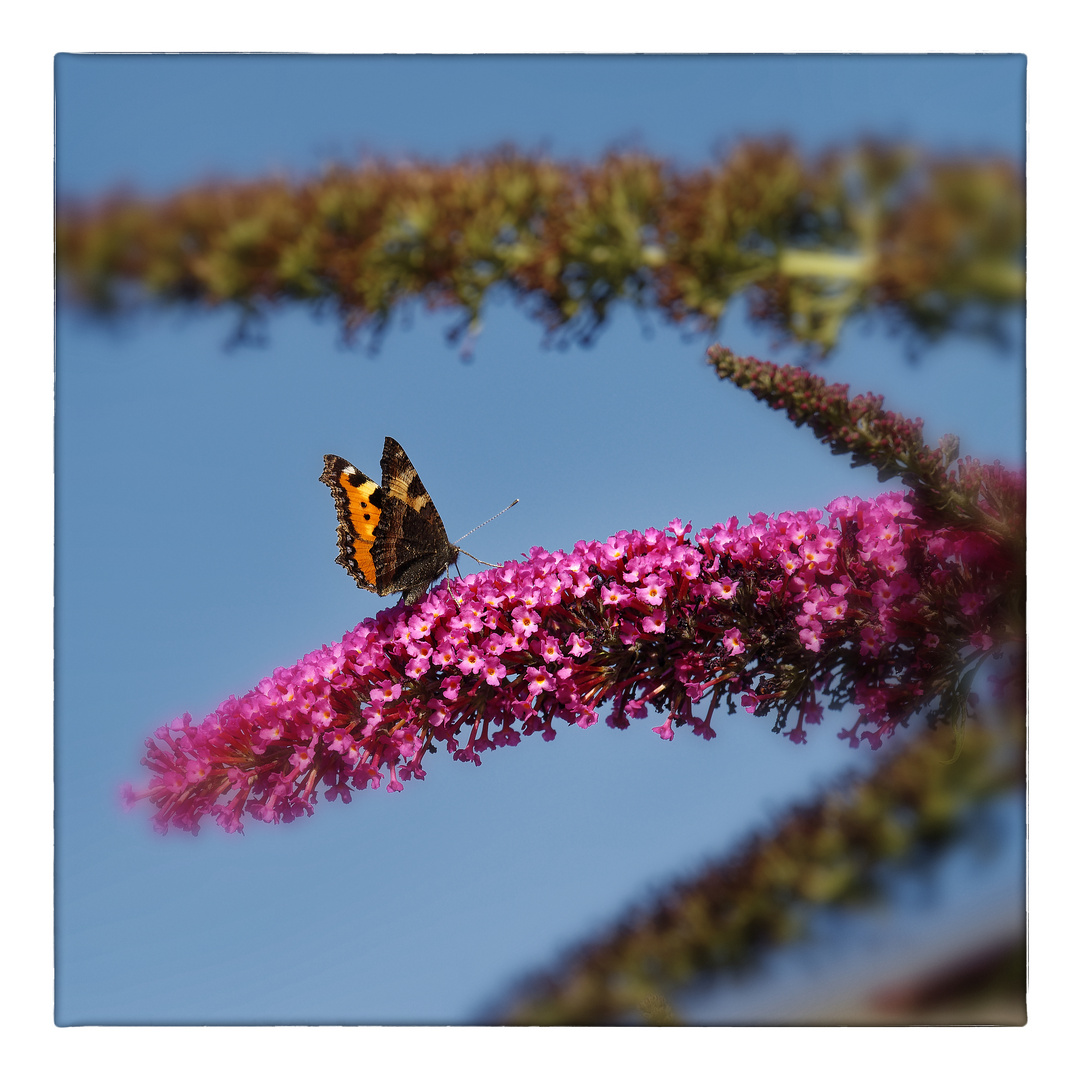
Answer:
top-left (125, 481), bottom-right (1021, 834)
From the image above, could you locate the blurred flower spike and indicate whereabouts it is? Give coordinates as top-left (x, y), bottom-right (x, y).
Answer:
top-left (127, 467), bottom-right (1021, 835)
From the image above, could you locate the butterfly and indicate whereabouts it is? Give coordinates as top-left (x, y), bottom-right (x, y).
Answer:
top-left (319, 437), bottom-right (462, 605)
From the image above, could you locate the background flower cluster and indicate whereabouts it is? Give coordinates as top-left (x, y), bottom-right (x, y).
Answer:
top-left (57, 140), bottom-right (1024, 354)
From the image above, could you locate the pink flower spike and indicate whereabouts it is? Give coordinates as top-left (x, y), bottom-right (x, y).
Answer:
top-left (127, 472), bottom-right (1022, 834)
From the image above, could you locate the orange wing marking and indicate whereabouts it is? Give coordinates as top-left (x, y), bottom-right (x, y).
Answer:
top-left (340, 470), bottom-right (381, 583)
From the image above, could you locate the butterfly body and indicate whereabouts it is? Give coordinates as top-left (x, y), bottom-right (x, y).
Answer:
top-left (320, 437), bottom-right (460, 605)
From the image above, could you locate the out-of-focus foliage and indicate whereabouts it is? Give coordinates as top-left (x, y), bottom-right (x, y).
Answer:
top-left (56, 140), bottom-right (1024, 353)
top-left (492, 707), bottom-right (1024, 1025)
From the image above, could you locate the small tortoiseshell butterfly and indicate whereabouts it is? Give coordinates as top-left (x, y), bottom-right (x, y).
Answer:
top-left (320, 437), bottom-right (461, 605)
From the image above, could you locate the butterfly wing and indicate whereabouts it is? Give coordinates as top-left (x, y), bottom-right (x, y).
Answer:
top-left (320, 454), bottom-right (383, 593)
top-left (373, 437), bottom-right (459, 603)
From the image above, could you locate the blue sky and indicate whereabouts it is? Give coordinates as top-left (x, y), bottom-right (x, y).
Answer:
top-left (53, 54), bottom-right (1026, 1027)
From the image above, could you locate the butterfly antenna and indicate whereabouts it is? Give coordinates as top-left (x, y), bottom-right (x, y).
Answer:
top-left (454, 499), bottom-right (520, 545)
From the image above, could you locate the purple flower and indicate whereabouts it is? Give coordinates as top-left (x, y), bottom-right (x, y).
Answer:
top-left (126, 485), bottom-right (1022, 834)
